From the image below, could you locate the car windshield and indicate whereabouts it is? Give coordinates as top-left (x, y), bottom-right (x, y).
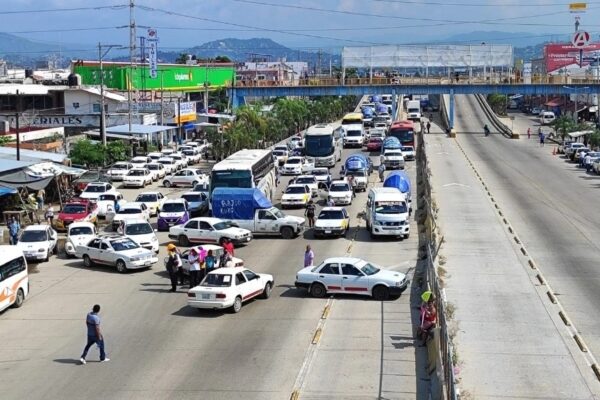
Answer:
top-left (125, 223), bottom-right (153, 235)
top-left (213, 221), bottom-right (233, 230)
top-left (145, 164), bottom-right (159, 170)
top-left (401, 147), bottom-right (414, 152)
top-left (296, 177), bottom-right (315, 184)
top-left (330, 183), bottom-right (349, 192)
top-left (318, 210), bottom-right (345, 219)
top-left (118, 208), bottom-right (141, 214)
top-left (285, 186), bottom-right (306, 194)
top-left (111, 164), bottom-right (128, 170)
top-left (201, 273), bottom-right (232, 287)
top-left (349, 170), bottom-right (366, 177)
top-left (20, 230), bottom-right (47, 242)
top-left (136, 194), bottom-right (158, 202)
top-left (273, 150), bottom-right (286, 156)
top-left (110, 238), bottom-right (139, 251)
top-left (311, 169), bottom-right (327, 176)
top-left (181, 194), bottom-right (202, 202)
top-left (128, 170), bottom-right (146, 176)
top-left (99, 194), bottom-right (116, 201)
top-left (162, 203), bottom-right (186, 212)
top-left (62, 204), bottom-right (87, 214)
top-left (361, 262), bottom-right (381, 276)
top-left (347, 130), bottom-right (362, 137)
top-left (159, 160), bottom-right (173, 165)
top-left (386, 151), bottom-right (402, 157)
top-left (287, 158), bottom-right (301, 164)
top-left (271, 208), bottom-right (285, 218)
top-left (70, 226), bottom-right (93, 236)
top-left (374, 201), bottom-right (408, 214)
top-left (171, 155), bottom-right (182, 160)
top-left (84, 185), bottom-right (105, 193)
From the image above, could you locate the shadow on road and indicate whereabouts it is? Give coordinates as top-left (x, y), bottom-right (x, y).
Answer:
top-left (53, 358), bottom-right (81, 365)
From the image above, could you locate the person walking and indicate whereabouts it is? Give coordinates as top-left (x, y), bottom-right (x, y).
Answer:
top-left (426, 121), bottom-right (431, 134)
top-left (36, 188), bottom-right (45, 211)
top-left (275, 167), bottom-right (280, 187)
top-left (305, 201), bottom-right (316, 228)
top-left (540, 132), bottom-right (545, 147)
top-left (80, 304), bottom-right (109, 364)
top-left (205, 249), bottom-right (216, 273)
top-left (188, 248), bottom-right (200, 288)
top-left (44, 205), bottom-right (54, 226)
top-left (166, 244), bottom-right (182, 292)
top-left (223, 238), bottom-right (235, 257)
top-left (378, 163), bottom-right (386, 182)
top-left (8, 217), bottom-right (20, 245)
top-left (304, 245), bottom-right (315, 267)
top-left (326, 196), bottom-right (335, 207)
top-left (527, 127), bottom-right (531, 139)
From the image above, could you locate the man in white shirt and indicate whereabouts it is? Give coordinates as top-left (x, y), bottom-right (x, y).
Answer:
top-left (188, 248), bottom-right (200, 288)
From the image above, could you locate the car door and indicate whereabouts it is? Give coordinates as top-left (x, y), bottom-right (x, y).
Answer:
top-left (315, 263), bottom-right (342, 293)
top-left (181, 220), bottom-right (200, 242)
top-left (47, 227), bottom-right (58, 253)
top-left (235, 271), bottom-right (252, 300)
top-left (97, 241), bottom-right (112, 265)
top-left (198, 221), bottom-right (216, 243)
top-left (340, 263), bottom-right (369, 294)
top-left (242, 269), bottom-right (263, 299)
top-left (256, 209), bottom-right (276, 232)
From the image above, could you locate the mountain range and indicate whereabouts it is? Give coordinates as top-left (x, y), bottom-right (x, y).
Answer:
top-left (0, 31), bottom-right (578, 67)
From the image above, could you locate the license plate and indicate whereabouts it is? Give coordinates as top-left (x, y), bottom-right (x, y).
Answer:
top-left (144, 260), bottom-right (152, 266)
top-left (201, 294), bottom-right (211, 299)
top-left (325, 230), bottom-right (332, 234)
top-left (168, 223), bottom-right (174, 226)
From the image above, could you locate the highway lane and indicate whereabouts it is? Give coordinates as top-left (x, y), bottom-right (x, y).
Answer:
top-left (0, 143), bottom-right (421, 399)
top-left (453, 94), bottom-right (600, 392)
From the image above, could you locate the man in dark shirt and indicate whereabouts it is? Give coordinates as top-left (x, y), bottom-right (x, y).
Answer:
top-left (80, 304), bottom-right (109, 364)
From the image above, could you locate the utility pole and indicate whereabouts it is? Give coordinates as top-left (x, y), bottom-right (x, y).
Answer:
top-left (317, 49), bottom-right (322, 77)
top-left (159, 71), bottom-right (164, 125)
top-left (177, 96), bottom-right (182, 145)
top-left (204, 62), bottom-right (209, 112)
top-left (98, 43), bottom-right (122, 146)
top-left (128, 0), bottom-right (136, 133)
top-left (15, 90), bottom-right (20, 161)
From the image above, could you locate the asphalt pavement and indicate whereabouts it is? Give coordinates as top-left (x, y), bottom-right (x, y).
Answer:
top-left (0, 143), bottom-right (429, 399)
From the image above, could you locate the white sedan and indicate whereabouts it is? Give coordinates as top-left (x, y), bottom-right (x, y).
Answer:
top-left (122, 168), bottom-right (153, 188)
top-left (79, 182), bottom-right (118, 200)
top-left (16, 225), bottom-right (58, 262)
top-left (281, 157), bottom-right (314, 175)
top-left (187, 267), bottom-right (274, 313)
top-left (401, 146), bottom-right (415, 161)
top-left (327, 180), bottom-right (353, 206)
top-left (65, 222), bottom-right (97, 258)
top-left (111, 202), bottom-right (150, 231)
top-left (144, 163), bottom-right (167, 181)
top-left (96, 192), bottom-right (125, 218)
top-left (76, 235), bottom-right (158, 273)
top-left (314, 207), bottom-right (350, 238)
top-left (105, 162), bottom-right (133, 181)
top-left (281, 184), bottom-right (311, 209)
top-left (122, 219), bottom-right (159, 253)
top-left (135, 192), bottom-right (166, 217)
top-left (295, 257), bottom-right (408, 300)
top-left (168, 217), bottom-right (253, 247)
top-left (294, 175), bottom-right (319, 197)
top-left (158, 157), bottom-right (177, 174)
top-left (163, 168), bottom-right (209, 188)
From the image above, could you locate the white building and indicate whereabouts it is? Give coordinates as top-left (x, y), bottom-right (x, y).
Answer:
top-left (64, 87), bottom-right (127, 115)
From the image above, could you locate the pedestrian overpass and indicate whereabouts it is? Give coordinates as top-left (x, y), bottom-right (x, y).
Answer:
top-left (228, 81), bottom-right (600, 129)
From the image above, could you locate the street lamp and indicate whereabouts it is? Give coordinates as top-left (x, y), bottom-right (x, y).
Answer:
top-left (98, 43), bottom-right (125, 146)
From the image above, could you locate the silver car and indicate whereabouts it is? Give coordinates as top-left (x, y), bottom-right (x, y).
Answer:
top-left (163, 168), bottom-right (209, 188)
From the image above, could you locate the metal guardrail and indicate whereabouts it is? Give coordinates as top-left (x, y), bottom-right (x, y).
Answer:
top-left (417, 130), bottom-right (458, 400)
top-left (439, 94), bottom-right (451, 132)
top-left (474, 94), bottom-right (513, 138)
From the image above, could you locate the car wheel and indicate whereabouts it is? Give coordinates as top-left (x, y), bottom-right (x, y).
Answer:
top-left (83, 254), bottom-right (93, 267)
top-left (163, 180), bottom-right (172, 188)
top-left (309, 282), bottom-right (327, 298)
top-left (232, 296), bottom-right (243, 313)
top-left (192, 180), bottom-right (198, 187)
top-left (178, 235), bottom-right (190, 246)
top-left (13, 289), bottom-right (25, 308)
top-left (116, 259), bottom-right (127, 273)
top-left (261, 282), bottom-right (272, 299)
top-left (372, 285), bottom-right (390, 301)
top-left (281, 226), bottom-right (294, 239)
top-left (404, 233), bottom-right (410, 239)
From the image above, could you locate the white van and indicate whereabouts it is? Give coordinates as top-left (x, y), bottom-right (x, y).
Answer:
top-left (0, 246), bottom-right (29, 312)
top-left (365, 188), bottom-right (410, 239)
top-left (540, 111), bottom-right (556, 125)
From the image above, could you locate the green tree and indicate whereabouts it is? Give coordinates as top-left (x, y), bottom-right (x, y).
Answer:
top-left (69, 139), bottom-right (105, 167)
top-left (487, 94), bottom-right (507, 115)
top-left (589, 130), bottom-right (600, 149)
top-left (214, 55), bottom-right (232, 63)
top-left (0, 135), bottom-right (14, 146)
top-left (105, 140), bottom-right (130, 164)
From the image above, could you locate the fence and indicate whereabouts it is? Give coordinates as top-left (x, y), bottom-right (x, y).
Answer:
top-left (416, 129), bottom-right (458, 400)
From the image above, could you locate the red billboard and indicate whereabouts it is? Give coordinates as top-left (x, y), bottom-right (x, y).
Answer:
top-left (544, 43), bottom-right (600, 73)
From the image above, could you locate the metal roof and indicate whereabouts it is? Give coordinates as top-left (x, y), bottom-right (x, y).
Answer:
top-left (0, 84), bottom-right (52, 96)
top-left (0, 159), bottom-right (36, 174)
top-left (0, 146), bottom-right (67, 163)
top-left (106, 124), bottom-right (177, 135)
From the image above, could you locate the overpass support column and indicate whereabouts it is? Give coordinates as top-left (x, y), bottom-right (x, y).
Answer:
top-left (391, 88), bottom-right (397, 120)
top-left (231, 90), bottom-right (245, 110)
top-left (449, 89), bottom-right (455, 130)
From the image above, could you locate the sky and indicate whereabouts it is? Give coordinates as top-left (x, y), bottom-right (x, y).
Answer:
top-left (3, 0), bottom-right (600, 54)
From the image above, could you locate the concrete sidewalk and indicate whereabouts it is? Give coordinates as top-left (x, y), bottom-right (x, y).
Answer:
top-left (423, 126), bottom-right (597, 398)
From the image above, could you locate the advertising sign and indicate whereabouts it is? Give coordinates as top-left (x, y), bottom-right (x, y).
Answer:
top-left (569, 2), bottom-right (587, 13)
top-left (523, 62), bottom-right (532, 84)
top-left (571, 31), bottom-right (591, 48)
top-left (543, 43), bottom-right (600, 73)
top-left (147, 28), bottom-right (158, 79)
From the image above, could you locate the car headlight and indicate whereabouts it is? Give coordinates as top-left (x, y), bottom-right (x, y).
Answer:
top-left (395, 279), bottom-right (405, 287)
top-left (38, 248), bottom-right (45, 252)
top-left (151, 236), bottom-right (158, 242)
top-left (130, 256), bottom-right (141, 261)
top-left (373, 220), bottom-right (383, 226)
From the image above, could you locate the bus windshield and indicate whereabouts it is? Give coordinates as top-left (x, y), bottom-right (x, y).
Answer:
top-left (211, 170), bottom-right (253, 191)
top-left (305, 135), bottom-right (333, 157)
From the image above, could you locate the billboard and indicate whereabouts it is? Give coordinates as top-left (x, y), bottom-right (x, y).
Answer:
top-left (147, 28), bottom-right (158, 79)
top-left (544, 43), bottom-right (600, 73)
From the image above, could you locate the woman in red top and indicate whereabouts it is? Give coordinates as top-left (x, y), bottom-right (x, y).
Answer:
top-left (223, 238), bottom-right (234, 257)
top-left (419, 296), bottom-right (437, 345)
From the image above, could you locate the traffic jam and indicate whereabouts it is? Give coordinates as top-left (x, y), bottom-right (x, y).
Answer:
top-left (3, 95), bottom-right (417, 316)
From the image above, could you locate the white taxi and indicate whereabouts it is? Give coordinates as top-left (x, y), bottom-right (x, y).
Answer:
top-left (76, 235), bottom-right (158, 273)
top-left (295, 257), bottom-right (408, 300)
top-left (282, 157), bottom-right (314, 175)
top-left (105, 162), bottom-right (133, 181)
top-left (281, 184), bottom-right (311, 208)
top-left (79, 182), bottom-right (118, 200)
top-left (111, 202), bottom-right (150, 231)
top-left (187, 267), bottom-right (274, 313)
top-left (134, 191), bottom-right (166, 216)
top-left (65, 222), bottom-right (97, 258)
top-left (168, 217), bottom-right (253, 247)
top-left (122, 168), bottom-right (153, 188)
top-left (294, 175), bottom-right (319, 197)
top-left (314, 207), bottom-right (350, 237)
top-left (16, 225), bottom-right (58, 262)
top-left (144, 163), bottom-right (167, 181)
top-left (327, 180), bottom-right (353, 206)
top-left (122, 219), bottom-right (159, 253)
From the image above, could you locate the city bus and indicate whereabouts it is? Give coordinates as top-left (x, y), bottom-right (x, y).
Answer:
top-left (388, 120), bottom-right (415, 148)
top-left (0, 246), bottom-right (29, 312)
top-left (304, 123), bottom-right (344, 167)
top-left (210, 149), bottom-right (276, 204)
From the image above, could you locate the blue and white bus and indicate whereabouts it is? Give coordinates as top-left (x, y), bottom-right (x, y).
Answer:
top-left (304, 123), bottom-right (344, 167)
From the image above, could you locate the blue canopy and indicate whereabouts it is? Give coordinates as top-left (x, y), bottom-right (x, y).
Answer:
top-left (375, 103), bottom-right (388, 114)
top-left (0, 185), bottom-right (17, 197)
top-left (345, 154), bottom-right (369, 171)
top-left (211, 188), bottom-right (272, 220)
top-left (382, 137), bottom-right (401, 150)
top-left (383, 171), bottom-right (411, 195)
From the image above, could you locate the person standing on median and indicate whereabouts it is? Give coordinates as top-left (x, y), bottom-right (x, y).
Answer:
top-left (188, 248), bottom-right (200, 288)
top-left (80, 304), bottom-right (109, 364)
top-left (305, 200), bottom-right (316, 228)
top-left (304, 245), bottom-right (315, 267)
top-left (166, 244), bottom-right (182, 292)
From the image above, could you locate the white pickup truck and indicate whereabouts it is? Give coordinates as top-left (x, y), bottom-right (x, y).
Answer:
top-left (212, 188), bottom-right (305, 239)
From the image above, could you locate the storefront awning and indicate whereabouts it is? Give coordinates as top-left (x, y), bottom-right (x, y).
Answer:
top-left (0, 185), bottom-right (17, 197)
top-left (26, 162), bottom-right (87, 178)
top-left (567, 130), bottom-right (593, 139)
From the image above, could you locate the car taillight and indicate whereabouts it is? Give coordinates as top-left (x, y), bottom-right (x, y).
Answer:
top-left (216, 293), bottom-right (226, 299)
top-left (187, 292), bottom-right (195, 298)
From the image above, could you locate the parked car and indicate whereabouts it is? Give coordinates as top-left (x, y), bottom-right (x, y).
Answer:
top-left (169, 153), bottom-right (188, 169)
top-left (79, 182), bottom-right (118, 200)
top-left (76, 235), bottom-right (158, 273)
top-left (281, 184), bottom-right (311, 209)
top-left (187, 267), bottom-right (274, 312)
top-left (295, 257), bottom-right (409, 300)
top-left (64, 222), bottom-right (97, 258)
top-left (121, 219), bottom-right (159, 254)
top-left (557, 140), bottom-right (574, 154)
top-left (157, 199), bottom-right (190, 231)
top-left (134, 191), bottom-right (166, 216)
top-left (111, 202), bottom-right (150, 231)
top-left (314, 207), bottom-right (350, 238)
top-left (54, 200), bottom-right (97, 231)
top-left (73, 170), bottom-right (112, 192)
top-left (180, 191), bottom-right (209, 215)
top-left (168, 217), bottom-right (253, 246)
top-left (565, 142), bottom-right (585, 158)
top-left (143, 163), bottom-right (166, 181)
top-left (147, 152), bottom-right (163, 162)
top-left (105, 162), bottom-right (133, 181)
top-left (96, 192), bottom-right (125, 218)
top-left (122, 168), bottom-right (153, 188)
top-left (531, 107), bottom-right (541, 115)
top-left (16, 225), bottom-right (58, 262)
top-left (163, 168), bottom-right (210, 188)
top-left (572, 147), bottom-right (590, 162)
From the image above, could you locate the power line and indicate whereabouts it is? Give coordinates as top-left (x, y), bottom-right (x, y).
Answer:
top-left (0, 5), bottom-right (127, 15)
top-left (6, 26), bottom-right (127, 35)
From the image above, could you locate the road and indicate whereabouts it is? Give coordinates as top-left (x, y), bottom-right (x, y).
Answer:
top-left (0, 139), bottom-right (425, 398)
top-left (445, 94), bottom-right (600, 396)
